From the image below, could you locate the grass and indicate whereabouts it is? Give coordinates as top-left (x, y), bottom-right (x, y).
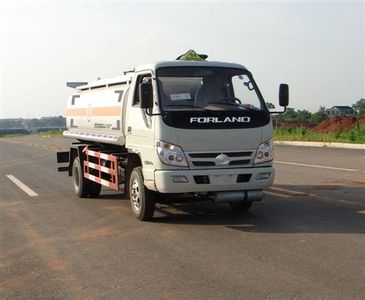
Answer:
top-left (274, 124), bottom-right (365, 144)
top-left (37, 130), bottom-right (64, 138)
top-left (0, 133), bottom-right (29, 138)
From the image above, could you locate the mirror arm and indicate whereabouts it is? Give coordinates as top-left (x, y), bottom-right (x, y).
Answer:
top-left (269, 106), bottom-right (287, 114)
top-left (145, 108), bottom-right (163, 116)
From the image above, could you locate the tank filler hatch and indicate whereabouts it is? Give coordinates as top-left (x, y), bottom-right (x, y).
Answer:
top-left (176, 50), bottom-right (208, 61)
top-left (66, 82), bottom-right (88, 89)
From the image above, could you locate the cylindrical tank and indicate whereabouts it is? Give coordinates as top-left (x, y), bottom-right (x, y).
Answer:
top-left (64, 79), bottom-right (129, 146)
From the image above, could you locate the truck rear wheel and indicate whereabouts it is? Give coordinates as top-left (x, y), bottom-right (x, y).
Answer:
top-left (129, 167), bottom-right (155, 221)
top-left (72, 157), bottom-right (101, 198)
top-left (229, 201), bottom-right (253, 212)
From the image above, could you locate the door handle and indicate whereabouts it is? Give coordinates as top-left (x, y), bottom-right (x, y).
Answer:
top-left (127, 126), bottom-right (132, 134)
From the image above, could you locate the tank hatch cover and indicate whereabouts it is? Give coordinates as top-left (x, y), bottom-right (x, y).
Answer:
top-left (176, 50), bottom-right (208, 61)
top-left (66, 82), bottom-right (88, 89)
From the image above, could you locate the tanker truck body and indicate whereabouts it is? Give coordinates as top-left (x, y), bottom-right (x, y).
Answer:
top-left (57, 51), bottom-right (289, 220)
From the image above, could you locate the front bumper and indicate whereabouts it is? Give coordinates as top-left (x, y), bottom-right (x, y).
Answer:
top-left (154, 166), bottom-right (274, 193)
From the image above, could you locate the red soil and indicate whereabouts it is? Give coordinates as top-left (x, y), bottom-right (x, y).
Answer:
top-left (312, 116), bottom-right (365, 133)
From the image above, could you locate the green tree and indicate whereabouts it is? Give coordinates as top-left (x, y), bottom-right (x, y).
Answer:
top-left (310, 106), bottom-right (328, 123)
top-left (352, 98), bottom-right (365, 117)
top-left (296, 109), bottom-right (312, 121)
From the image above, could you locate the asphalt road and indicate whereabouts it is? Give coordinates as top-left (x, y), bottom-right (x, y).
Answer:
top-left (1, 135), bottom-right (364, 299)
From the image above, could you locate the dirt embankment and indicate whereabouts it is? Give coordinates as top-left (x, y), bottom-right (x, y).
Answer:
top-left (313, 116), bottom-right (365, 133)
top-left (275, 116), bottom-right (365, 133)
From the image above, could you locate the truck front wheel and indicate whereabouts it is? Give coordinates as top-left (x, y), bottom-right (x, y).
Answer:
top-left (129, 167), bottom-right (155, 221)
top-left (72, 157), bottom-right (101, 198)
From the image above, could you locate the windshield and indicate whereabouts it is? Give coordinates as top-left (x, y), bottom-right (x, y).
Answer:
top-left (156, 67), bottom-right (265, 111)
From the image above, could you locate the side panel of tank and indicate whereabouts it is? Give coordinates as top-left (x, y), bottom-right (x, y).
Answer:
top-left (66, 84), bottom-right (127, 145)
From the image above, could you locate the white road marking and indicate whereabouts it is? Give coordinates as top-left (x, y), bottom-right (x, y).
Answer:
top-left (270, 186), bottom-right (314, 196)
top-left (267, 187), bottom-right (361, 206)
top-left (6, 175), bottom-right (39, 197)
top-left (265, 191), bottom-right (290, 198)
top-left (275, 161), bottom-right (365, 173)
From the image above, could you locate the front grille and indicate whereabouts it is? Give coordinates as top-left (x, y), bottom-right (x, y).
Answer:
top-left (229, 160), bottom-right (251, 166)
top-left (189, 152), bottom-right (252, 158)
top-left (192, 161), bottom-right (215, 167)
top-left (186, 150), bottom-right (255, 169)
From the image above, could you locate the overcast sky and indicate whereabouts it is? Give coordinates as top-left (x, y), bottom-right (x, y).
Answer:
top-left (0, 0), bottom-right (364, 118)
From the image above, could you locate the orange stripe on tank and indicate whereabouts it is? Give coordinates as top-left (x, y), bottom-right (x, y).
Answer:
top-left (66, 106), bottom-right (121, 117)
top-left (66, 108), bottom-right (87, 116)
top-left (92, 106), bottom-right (121, 116)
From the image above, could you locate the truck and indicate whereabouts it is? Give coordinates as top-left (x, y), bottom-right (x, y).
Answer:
top-left (57, 50), bottom-right (289, 221)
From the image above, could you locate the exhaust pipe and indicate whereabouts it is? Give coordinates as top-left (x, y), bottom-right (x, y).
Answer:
top-left (209, 190), bottom-right (263, 203)
top-left (246, 190), bottom-right (264, 202)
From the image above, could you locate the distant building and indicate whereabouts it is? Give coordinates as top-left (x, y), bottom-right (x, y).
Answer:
top-left (327, 106), bottom-right (356, 117)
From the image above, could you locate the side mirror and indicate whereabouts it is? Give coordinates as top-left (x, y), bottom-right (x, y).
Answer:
top-left (279, 84), bottom-right (289, 107)
top-left (139, 83), bottom-right (153, 109)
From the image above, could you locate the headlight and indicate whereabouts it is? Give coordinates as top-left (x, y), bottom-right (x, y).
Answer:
top-left (254, 139), bottom-right (273, 164)
top-left (156, 141), bottom-right (188, 167)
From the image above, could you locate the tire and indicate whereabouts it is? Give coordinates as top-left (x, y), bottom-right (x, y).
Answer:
top-left (229, 201), bottom-right (253, 212)
top-left (129, 167), bottom-right (155, 221)
top-left (88, 181), bottom-right (102, 198)
top-left (72, 157), bottom-right (101, 198)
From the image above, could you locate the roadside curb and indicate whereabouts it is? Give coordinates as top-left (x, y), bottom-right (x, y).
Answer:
top-left (274, 141), bottom-right (365, 150)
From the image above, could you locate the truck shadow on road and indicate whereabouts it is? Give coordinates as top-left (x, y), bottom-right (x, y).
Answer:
top-left (153, 185), bottom-right (365, 234)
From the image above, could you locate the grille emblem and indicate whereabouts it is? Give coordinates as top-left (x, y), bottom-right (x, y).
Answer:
top-left (215, 154), bottom-right (230, 166)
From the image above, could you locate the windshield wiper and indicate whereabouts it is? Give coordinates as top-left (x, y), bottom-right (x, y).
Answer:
top-left (163, 104), bottom-right (211, 111)
top-left (207, 102), bottom-right (260, 111)
top-left (207, 102), bottom-right (250, 109)
top-left (208, 102), bottom-right (238, 106)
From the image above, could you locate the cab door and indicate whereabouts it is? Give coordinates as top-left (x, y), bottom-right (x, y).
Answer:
top-left (125, 71), bottom-right (156, 182)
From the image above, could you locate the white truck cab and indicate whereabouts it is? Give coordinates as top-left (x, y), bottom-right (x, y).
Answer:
top-left (57, 50), bottom-right (289, 220)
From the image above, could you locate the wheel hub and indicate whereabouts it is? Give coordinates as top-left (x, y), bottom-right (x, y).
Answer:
top-left (131, 179), bottom-right (141, 212)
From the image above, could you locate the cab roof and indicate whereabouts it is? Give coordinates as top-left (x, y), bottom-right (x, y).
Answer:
top-left (136, 60), bottom-right (248, 72)
top-left (76, 60), bottom-right (248, 90)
